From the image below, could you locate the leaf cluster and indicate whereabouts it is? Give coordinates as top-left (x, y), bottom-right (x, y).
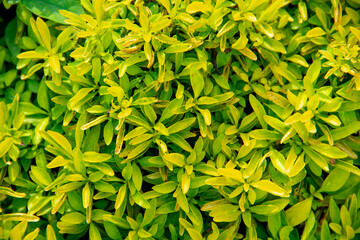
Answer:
top-left (1, 0), bottom-right (360, 239)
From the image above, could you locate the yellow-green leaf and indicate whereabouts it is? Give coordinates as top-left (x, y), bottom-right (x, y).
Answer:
top-left (36, 17), bottom-right (52, 51)
top-left (249, 94), bottom-right (267, 129)
top-left (190, 68), bottom-right (204, 99)
top-left (0, 213), bottom-right (40, 222)
top-left (46, 225), bottom-right (56, 240)
top-left (306, 27), bottom-right (326, 38)
top-left (10, 221), bottom-right (28, 239)
top-left (0, 138), bottom-right (13, 158)
top-left (83, 152), bottom-right (112, 162)
top-left (285, 197), bottom-right (313, 226)
top-left (31, 166), bottom-right (52, 186)
top-left (251, 180), bottom-right (289, 197)
top-left (310, 144), bottom-right (347, 159)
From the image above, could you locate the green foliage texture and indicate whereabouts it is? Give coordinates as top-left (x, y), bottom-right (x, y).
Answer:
top-left (1, 0), bottom-right (360, 239)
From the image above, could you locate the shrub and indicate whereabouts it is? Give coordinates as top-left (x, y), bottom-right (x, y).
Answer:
top-left (1, 0), bottom-right (360, 239)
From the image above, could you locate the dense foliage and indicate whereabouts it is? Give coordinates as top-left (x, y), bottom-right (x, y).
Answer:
top-left (1, 0), bottom-right (360, 239)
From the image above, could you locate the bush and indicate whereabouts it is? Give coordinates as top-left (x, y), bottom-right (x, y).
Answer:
top-left (1, 0), bottom-right (360, 239)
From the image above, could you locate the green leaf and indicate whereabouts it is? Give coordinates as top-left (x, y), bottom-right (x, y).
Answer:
top-left (56, 182), bottom-right (85, 194)
top-left (124, 127), bottom-right (149, 141)
top-left (316, 7), bottom-right (328, 30)
top-left (301, 211), bottom-right (316, 240)
top-left (152, 181), bottom-right (177, 193)
top-left (185, 228), bottom-right (203, 240)
top-left (67, 88), bottom-right (94, 110)
top-left (46, 225), bottom-right (56, 240)
top-left (126, 115), bottom-right (152, 131)
top-left (151, 17), bottom-right (172, 33)
top-left (318, 115), bottom-right (341, 127)
top-left (186, 1), bottom-right (212, 14)
top-left (37, 80), bottom-right (50, 111)
top-left (10, 221), bottom-right (28, 240)
top-left (0, 138), bottom-right (13, 158)
top-left (23, 227), bottom-right (40, 240)
top-left (198, 108), bottom-right (211, 126)
top-left (249, 94), bottom-right (267, 129)
top-left (304, 59), bottom-right (321, 96)
top-left (218, 168), bottom-right (244, 182)
top-left (104, 222), bottom-right (122, 240)
top-left (19, 102), bottom-right (47, 115)
top-left (104, 120), bottom-right (113, 146)
top-left (0, 213), bottom-right (40, 222)
top-left (329, 198), bottom-right (341, 224)
top-left (288, 152), bottom-right (306, 177)
top-left (350, 26), bottom-right (360, 42)
top-left (310, 144), bottom-right (347, 159)
top-left (262, 36), bottom-right (286, 54)
top-left (176, 190), bottom-right (189, 213)
top-left (166, 134), bottom-right (192, 152)
top-left (5, 19), bottom-right (21, 62)
top-left (94, 181), bottom-right (116, 193)
top-left (31, 166), bottom-right (52, 186)
top-left (168, 117), bottom-right (196, 134)
top-left (127, 140), bottom-right (152, 160)
top-left (89, 223), bottom-right (102, 240)
top-left (88, 162), bottom-right (114, 176)
top-left (142, 199), bottom-right (157, 226)
top-left (22, 0), bottom-right (85, 23)
top-left (322, 121), bottom-right (360, 141)
top-left (306, 27), bottom-right (326, 38)
top-left (251, 180), bottom-right (289, 197)
top-left (72, 148), bottom-right (86, 176)
top-left (115, 184), bottom-right (127, 210)
top-left (213, 75), bottom-right (230, 90)
top-left (138, 228), bottom-right (152, 238)
top-left (164, 153), bottom-right (185, 167)
top-left (248, 129), bottom-right (282, 140)
top-left (285, 197), bottom-right (313, 227)
top-left (164, 43), bottom-right (193, 53)
top-left (249, 204), bottom-right (279, 216)
top-left (132, 191), bottom-right (151, 209)
top-left (321, 220), bottom-right (331, 240)
top-left (329, 223), bottom-right (342, 235)
top-left (250, 199), bottom-right (289, 216)
top-left (131, 163), bottom-right (142, 191)
top-left (302, 145), bottom-right (329, 171)
top-left (243, 151), bottom-right (265, 179)
top-left (258, 0), bottom-right (285, 22)
top-left (334, 160), bottom-right (360, 176)
top-left (0, 187), bottom-right (26, 198)
top-left (157, 201), bottom-right (176, 214)
top-left (209, 204), bottom-right (240, 222)
top-left (207, 222), bottom-right (220, 240)
top-left (286, 55), bottom-right (309, 67)
top-left (83, 152), bottom-right (112, 163)
top-left (190, 68), bottom-right (204, 99)
top-left (60, 212), bottom-right (86, 225)
top-left (275, 64), bottom-right (301, 88)
top-left (143, 105), bottom-right (157, 124)
top-left (268, 214), bottom-right (281, 236)
top-left (340, 205), bottom-right (352, 229)
top-left (122, 163), bottom-right (133, 181)
top-left (0, 102), bottom-right (7, 126)
top-left (46, 130), bottom-right (73, 154)
top-left (270, 150), bottom-right (286, 174)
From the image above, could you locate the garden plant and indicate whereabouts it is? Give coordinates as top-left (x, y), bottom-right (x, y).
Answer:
top-left (1, 0), bottom-right (360, 239)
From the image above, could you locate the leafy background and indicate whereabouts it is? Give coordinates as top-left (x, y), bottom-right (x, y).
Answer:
top-left (1, 0), bottom-right (360, 239)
